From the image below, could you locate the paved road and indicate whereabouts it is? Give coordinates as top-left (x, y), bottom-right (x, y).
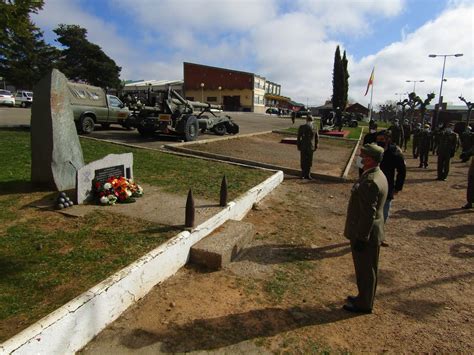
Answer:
top-left (0, 107), bottom-right (300, 148)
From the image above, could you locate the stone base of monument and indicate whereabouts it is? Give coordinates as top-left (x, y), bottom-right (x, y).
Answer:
top-left (319, 129), bottom-right (350, 138)
top-left (189, 219), bottom-right (255, 270)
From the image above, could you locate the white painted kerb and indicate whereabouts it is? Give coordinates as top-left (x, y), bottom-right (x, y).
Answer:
top-left (0, 170), bottom-right (283, 355)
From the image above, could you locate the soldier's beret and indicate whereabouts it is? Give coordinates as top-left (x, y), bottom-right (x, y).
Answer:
top-left (361, 143), bottom-right (384, 162)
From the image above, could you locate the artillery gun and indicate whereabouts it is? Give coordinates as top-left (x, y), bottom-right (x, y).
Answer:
top-left (131, 87), bottom-right (239, 141)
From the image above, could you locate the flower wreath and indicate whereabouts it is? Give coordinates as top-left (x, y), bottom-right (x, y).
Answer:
top-left (93, 176), bottom-right (144, 205)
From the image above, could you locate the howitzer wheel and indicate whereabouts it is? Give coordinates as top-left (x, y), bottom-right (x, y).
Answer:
top-left (212, 123), bottom-right (227, 136)
top-left (226, 122), bottom-right (239, 134)
top-left (181, 115), bottom-right (199, 141)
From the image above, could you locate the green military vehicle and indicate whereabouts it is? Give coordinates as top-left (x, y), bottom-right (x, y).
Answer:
top-left (67, 82), bottom-right (133, 134)
top-left (132, 87), bottom-right (239, 142)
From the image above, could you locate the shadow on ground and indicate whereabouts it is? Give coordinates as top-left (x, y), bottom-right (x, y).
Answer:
top-left (417, 224), bottom-right (474, 239)
top-left (237, 242), bottom-right (351, 265)
top-left (119, 304), bottom-right (356, 352)
top-left (391, 208), bottom-right (470, 221)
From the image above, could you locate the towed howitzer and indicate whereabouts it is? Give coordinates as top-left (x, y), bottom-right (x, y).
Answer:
top-left (132, 87), bottom-right (239, 141)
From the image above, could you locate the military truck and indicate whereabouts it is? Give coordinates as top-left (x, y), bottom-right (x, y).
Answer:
top-left (132, 87), bottom-right (239, 141)
top-left (67, 82), bottom-right (133, 134)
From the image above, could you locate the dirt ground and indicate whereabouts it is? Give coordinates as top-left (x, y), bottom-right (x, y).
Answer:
top-left (189, 133), bottom-right (355, 178)
top-left (82, 152), bottom-right (473, 353)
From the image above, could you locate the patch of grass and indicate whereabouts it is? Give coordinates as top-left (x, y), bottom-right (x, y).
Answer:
top-left (0, 210), bottom-right (176, 341)
top-left (0, 128), bottom-right (271, 341)
top-left (264, 269), bottom-right (289, 303)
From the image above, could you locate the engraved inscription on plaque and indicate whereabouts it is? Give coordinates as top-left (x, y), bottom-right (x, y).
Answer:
top-left (94, 165), bottom-right (125, 184)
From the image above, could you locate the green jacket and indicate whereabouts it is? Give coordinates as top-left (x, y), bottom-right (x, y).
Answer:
top-left (344, 167), bottom-right (388, 246)
top-left (297, 123), bottom-right (319, 151)
top-left (438, 131), bottom-right (459, 157)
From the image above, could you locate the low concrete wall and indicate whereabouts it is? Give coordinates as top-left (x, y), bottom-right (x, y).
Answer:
top-left (0, 171), bottom-right (283, 355)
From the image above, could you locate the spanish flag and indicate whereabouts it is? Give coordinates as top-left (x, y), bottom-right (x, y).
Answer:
top-left (364, 67), bottom-right (375, 96)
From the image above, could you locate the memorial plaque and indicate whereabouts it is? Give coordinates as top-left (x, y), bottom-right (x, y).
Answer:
top-left (94, 165), bottom-right (125, 184)
top-left (76, 153), bottom-right (133, 204)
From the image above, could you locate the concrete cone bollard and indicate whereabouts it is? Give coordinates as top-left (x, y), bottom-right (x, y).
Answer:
top-left (185, 189), bottom-right (195, 228)
top-left (220, 175), bottom-right (228, 207)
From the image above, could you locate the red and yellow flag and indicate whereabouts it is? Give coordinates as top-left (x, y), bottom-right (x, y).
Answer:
top-left (364, 67), bottom-right (375, 96)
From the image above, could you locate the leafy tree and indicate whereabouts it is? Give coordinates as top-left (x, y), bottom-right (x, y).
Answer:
top-left (332, 45), bottom-right (344, 111)
top-left (54, 24), bottom-right (121, 89)
top-left (378, 101), bottom-right (397, 122)
top-left (0, 0), bottom-right (60, 89)
top-left (342, 50), bottom-right (349, 110)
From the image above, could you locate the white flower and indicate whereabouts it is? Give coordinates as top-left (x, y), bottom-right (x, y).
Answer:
top-left (104, 183), bottom-right (112, 190)
top-left (107, 195), bottom-right (117, 204)
top-left (126, 190), bottom-right (132, 197)
top-left (100, 196), bottom-right (108, 204)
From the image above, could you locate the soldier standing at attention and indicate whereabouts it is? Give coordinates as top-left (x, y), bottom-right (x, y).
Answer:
top-left (412, 122), bottom-right (422, 159)
top-left (343, 143), bottom-right (388, 314)
top-left (389, 119), bottom-right (404, 147)
top-left (462, 148), bottom-right (474, 209)
top-left (297, 115), bottom-right (319, 180)
top-left (401, 119), bottom-right (411, 152)
top-left (431, 124), bottom-right (442, 155)
top-left (437, 122), bottom-right (459, 181)
top-left (419, 124), bottom-right (432, 168)
top-left (460, 126), bottom-right (473, 162)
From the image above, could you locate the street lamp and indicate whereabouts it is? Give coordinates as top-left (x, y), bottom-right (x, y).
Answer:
top-left (200, 82), bottom-right (205, 102)
top-left (218, 86), bottom-right (222, 107)
top-left (429, 53), bottom-right (463, 127)
top-left (405, 79), bottom-right (424, 93)
top-left (395, 92), bottom-right (408, 103)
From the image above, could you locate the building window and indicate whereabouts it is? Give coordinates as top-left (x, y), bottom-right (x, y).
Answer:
top-left (207, 97), bottom-right (217, 102)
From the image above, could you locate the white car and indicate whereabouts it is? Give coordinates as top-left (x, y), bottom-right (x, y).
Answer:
top-left (0, 90), bottom-right (15, 107)
top-left (15, 90), bottom-right (33, 108)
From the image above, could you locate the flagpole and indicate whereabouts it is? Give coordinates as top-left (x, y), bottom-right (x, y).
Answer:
top-left (369, 78), bottom-right (374, 121)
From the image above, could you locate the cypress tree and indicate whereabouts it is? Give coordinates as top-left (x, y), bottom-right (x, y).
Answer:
top-left (342, 50), bottom-right (349, 110)
top-left (332, 46), bottom-right (344, 111)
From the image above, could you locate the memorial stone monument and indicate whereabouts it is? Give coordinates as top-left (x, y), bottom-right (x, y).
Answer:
top-left (31, 69), bottom-right (84, 191)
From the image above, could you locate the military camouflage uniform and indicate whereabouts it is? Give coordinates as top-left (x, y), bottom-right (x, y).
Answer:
top-left (437, 129), bottom-right (459, 180)
top-left (431, 127), bottom-right (441, 155)
top-left (297, 121), bottom-right (319, 179)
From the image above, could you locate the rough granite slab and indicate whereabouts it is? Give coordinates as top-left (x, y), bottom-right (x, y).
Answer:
top-left (189, 219), bottom-right (255, 270)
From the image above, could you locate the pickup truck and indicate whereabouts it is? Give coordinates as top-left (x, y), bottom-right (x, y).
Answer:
top-left (67, 82), bottom-right (132, 134)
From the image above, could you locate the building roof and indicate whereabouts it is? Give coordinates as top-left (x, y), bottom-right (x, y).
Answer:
top-left (124, 80), bottom-right (183, 88)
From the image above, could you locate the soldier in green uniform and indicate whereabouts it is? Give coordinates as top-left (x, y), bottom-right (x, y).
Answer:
top-left (460, 126), bottom-right (473, 162)
top-left (343, 143), bottom-right (388, 313)
top-left (462, 148), bottom-right (474, 209)
top-left (437, 123), bottom-right (459, 180)
top-left (412, 122), bottom-right (422, 159)
top-left (418, 123), bottom-right (432, 168)
top-left (389, 119), bottom-right (404, 147)
top-left (401, 119), bottom-right (411, 152)
top-left (297, 115), bottom-right (319, 180)
top-left (431, 124), bottom-right (442, 155)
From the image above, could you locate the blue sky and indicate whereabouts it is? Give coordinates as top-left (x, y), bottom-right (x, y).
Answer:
top-left (34, 0), bottom-right (473, 106)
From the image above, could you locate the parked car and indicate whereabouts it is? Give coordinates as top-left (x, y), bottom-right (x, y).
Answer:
top-left (0, 90), bottom-right (15, 107)
top-left (14, 90), bottom-right (33, 108)
top-left (266, 107), bottom-right (279, 115)
top-left (67, 82), bottom-right (132, 134)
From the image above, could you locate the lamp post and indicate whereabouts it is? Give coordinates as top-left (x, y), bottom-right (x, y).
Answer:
top-left (429, 53), bottom-right (463, 127)
top-left (405, 80), bottom-right (424, 93)
top-left (200, 82), bottom-right (204, 102)
top-left (218, 86), bottom-right (222, 107)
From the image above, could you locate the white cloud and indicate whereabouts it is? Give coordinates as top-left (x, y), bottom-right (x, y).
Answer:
top-left (349, 3), bottom-right (474, 107)
top-left (31, 0), bottom-right (472, 109)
